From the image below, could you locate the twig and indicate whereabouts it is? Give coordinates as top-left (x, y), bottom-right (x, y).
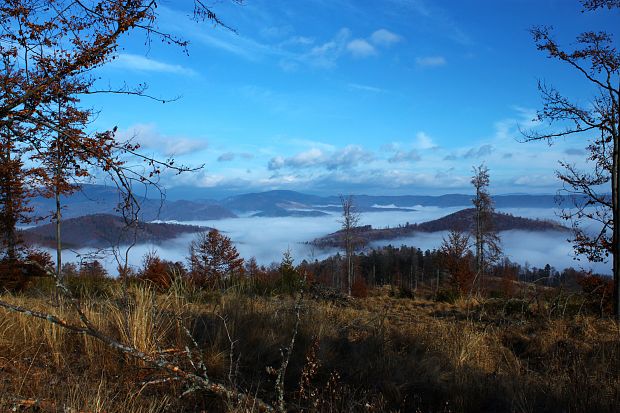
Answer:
top-left (218, 314), bottom-right (238, 387)
top-left (275, 294), bottom-right (303, 413)
top-left (17, 341), bottom-right (44, 396)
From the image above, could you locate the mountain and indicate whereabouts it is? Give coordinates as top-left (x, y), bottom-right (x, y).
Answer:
top-left (29, 185), bottom-right (236, 221)
top-left (219, 190), bottom-right (574, 216)
top-left (28, 184), bottom-right (584, 221)
top-left (23, 214), bottom-right (206, 249)
top-left (310, 208), bottom-right (569, 248)
top-left (221, 190), bottom-right (330, 216)
top-left (151, 200), bottom-right (236, 221)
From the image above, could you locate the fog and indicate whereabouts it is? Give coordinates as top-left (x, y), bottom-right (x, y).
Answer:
top-left (370, 230), bottom-right (610, 274)
top-left (51, 207), bottom-right (612, 275)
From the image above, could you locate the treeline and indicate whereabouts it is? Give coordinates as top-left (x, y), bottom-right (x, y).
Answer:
top-left (300, 244), bottom-right (603, 291)
top-left (40, 236), bottom-right (612, 315)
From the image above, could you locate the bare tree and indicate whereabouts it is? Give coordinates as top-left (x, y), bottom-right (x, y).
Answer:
top-left (340, 195), bottom-right (361, 296)
top-left (522, 0), bottom-right (619, 319)
top-left (0, 1), bottom-right (276, 408)
top-left (471, 164), bottom-right (501, 293)
top-left (0, 0), bottom-right (234, 285)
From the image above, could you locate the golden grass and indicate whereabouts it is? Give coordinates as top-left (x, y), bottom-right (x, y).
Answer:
top-left (0, 283), bottom-right (618, 412)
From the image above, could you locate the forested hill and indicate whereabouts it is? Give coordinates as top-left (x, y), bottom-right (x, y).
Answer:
top-left (22, 214), bottom-right (206, 249)
top-left (311, 208), bottom-right (569, 248)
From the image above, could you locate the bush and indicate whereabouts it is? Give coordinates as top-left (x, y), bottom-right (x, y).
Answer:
top-left (351, 277), bottom-right (368, 298)
top-left (577, 275), bottom-right (613, 316)
top-left (389, 284), bottom-right (415, 299)
top-left (503, 298), bottom-right (531, 316)
top-left (435, 288), bottom-right (458, 304)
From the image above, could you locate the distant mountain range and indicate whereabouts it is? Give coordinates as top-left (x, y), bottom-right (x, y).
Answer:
top-left (27, 184), bottom-right (577, 221)
top-left (22, 214), bottom-right (206, 249)
top-left (310, 208), bottom-right (569, 249)
top-left (29, 185), bottom-right (236, 221)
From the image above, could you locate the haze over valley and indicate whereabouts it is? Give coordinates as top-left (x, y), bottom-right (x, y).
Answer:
top-left (1, 1), bottom-right (619, 411)
top-left (25, 186), bottom-right (610, 275)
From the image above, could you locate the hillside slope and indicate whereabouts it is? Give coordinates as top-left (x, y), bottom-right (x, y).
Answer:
top-left (23, 214), bottom-right (206, 248)
top-left (311, 208), bottom-right (569, 248)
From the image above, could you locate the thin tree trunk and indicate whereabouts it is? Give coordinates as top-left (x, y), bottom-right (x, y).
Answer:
top-left (55, 188), bottom-right (62, 277)
top-left (613, 131), bottom-right (619, 321)
top-left (347, 250), bottom-right (352, 296)
top-left (55, 100), bottom-right (62, 278)
top-left (5, 143), bottom-right (16, 262)
top-left (476, 187), bottom-right (483, 293)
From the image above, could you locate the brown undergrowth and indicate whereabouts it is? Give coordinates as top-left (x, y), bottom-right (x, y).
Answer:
top-left (0, 281), bottom-right (618, 412)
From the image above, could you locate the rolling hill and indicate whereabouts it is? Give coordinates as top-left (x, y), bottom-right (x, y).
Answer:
top-left (310, 208), bottom-right (569, 248)
top-left (22, 214), bottom-right (207, 249)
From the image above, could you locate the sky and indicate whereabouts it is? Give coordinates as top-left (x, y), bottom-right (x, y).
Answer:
top-left (84, 0), bottom-right (619, 198)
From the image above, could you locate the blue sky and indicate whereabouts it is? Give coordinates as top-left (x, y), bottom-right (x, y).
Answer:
top-left (86, 0), bottom-right (619, 197)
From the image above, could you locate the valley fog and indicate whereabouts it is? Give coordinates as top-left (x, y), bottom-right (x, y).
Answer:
top-left (57, 207), bottom-right (611, 275)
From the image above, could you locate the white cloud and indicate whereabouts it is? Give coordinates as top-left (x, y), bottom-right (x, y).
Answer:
top-left (370, 29), bottom-right (402, 46)
top-left (326, 145), bottom-right (374, 170)
top-left (118, 124), bottom-right (207, 157)
top-left (303, 28), bottom-right (351, 68)
top-left (388, 149), bottom-right (421, 163)
top-left (268, 145), bottom-right (374, 171)
top-left (112, 53), bottom-right (197, 76)
top-left (284, 27), bottom-right (401, 68)
top-left (346, 39), bottom-right (377, 57)
top-left (513, 174), bottom-right (558, 187)
top-left (415, 131), bottom-right (437, 149)
top-left (268, 156), bottom-right (285, 170)
top-left (463, 144), bottom-right (494, 159)
top-left (347, 83), bottom-right (386, 93)
top-left (289, 148), bottom-right (326, 167)
top-left (281, 36), bottom-right (315, 47)
top-left (415, 56), bottom-right (447, 67)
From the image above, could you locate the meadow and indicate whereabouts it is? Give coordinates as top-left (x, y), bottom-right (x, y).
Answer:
top-left (1, 275), bottom-right (618, 412)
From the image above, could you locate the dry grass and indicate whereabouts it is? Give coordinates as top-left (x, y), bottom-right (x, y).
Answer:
top-left (0, 282), bottom-right (618, 412)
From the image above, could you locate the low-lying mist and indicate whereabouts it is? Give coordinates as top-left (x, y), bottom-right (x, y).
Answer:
top-left (50, 207), bottom-right (611, 275)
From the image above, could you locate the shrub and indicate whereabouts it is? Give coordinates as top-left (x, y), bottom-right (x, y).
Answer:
top-left (351, 276), bottom-right (368, 298)
top-left (435, 288), bottom-right (459, 304)
top-left (577, 274), bottom-right (613, 316)
top-left (188, 229), bottom-right (244, 289)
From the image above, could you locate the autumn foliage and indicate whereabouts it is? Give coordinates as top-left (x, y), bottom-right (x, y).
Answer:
top-left (350, 276), bottom-right (369, 298)
top-left (440, 229), bottom-right (475, 295)
top-left (578, 274), bottom-right (614, 315)
top-left (188, 229), bottom-right (244, 288)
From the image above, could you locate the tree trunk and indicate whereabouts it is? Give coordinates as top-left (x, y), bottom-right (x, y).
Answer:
top-left (475, 187), bottom-right (483, 292)
top-left (55, 108), bottom-right (62, 279)
top-left (347, 252), bottom-right (352, 296)
top-left (4, 138), bottom-right (16, 262)
top-left (613, 131), bottom-right (619, 321)
top-left (55, 188), bottom-right (62, 277)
